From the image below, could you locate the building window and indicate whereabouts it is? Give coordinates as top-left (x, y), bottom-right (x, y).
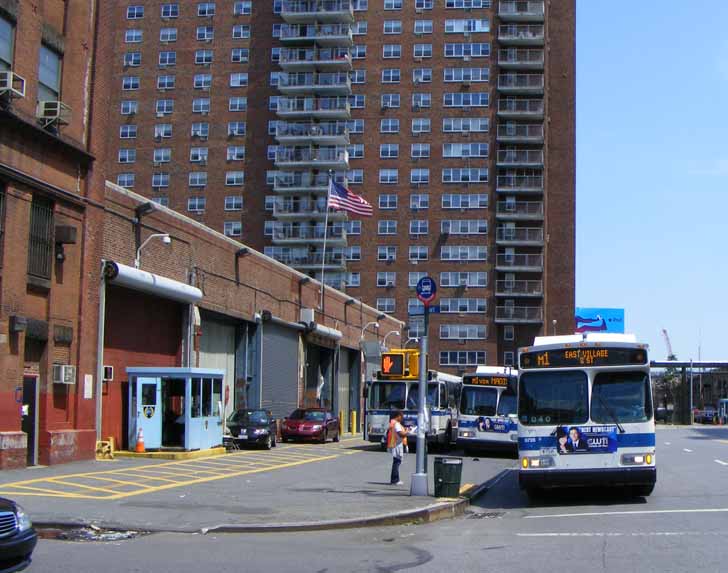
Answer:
top-left (377, 298), bottom-right (396, 313)
top-left (412, 68), bottom-right (432, 83)
top-left (224, 222), bottom-right (242, 237)
top-left (197, 26), bottom-right (214, 41)
top-left (442, 168), bottom-right (489, 184)
top-left (157, 75), bottom-right (176, 90)
top-left (191, 122), bottom-right (209, 138)
top-left (192, 98), bottom-right (210, 114)
top-left (347, 169), bottom-right (364, 184)
top-left (409, 220), bottom-right (429, 235)
top-left (377, 246), bottom-right (396, 261)
top-left (190, 147), bottom-right (208, 163)
top-left (413, 44), bottom-right (432, 59)
top-left (194, 73), bottom-right (212, 89)
top-left (233, 24), bottom-right (250, 38)
top-left (351, 69), bottom-right (366, 84)
top-left (442, 219), bottom-right (487, 234)
top-left (352, 21), bottom-right (368, 35)
top-left (443, 92), bottom-right (489, 107)
top-left (440, 325), bottom-right (486, 340)
top-left (160, 27), bottom-right (177, 42)
top-left (152, 196), bottom-right (169, 207)
top-left (376, 272), bottom-right (396, 287)
top-left (188, 172), bottom-right (208, 187)
top-left (161, 3), bottom-right (179, 18)
top-left (414, 20), bottom-right (433, 34)
top-left (353, 0), bottom-right (368, 10)
top-left (187, 196), bottom-right (207, 213)
top-left (198, 2), bottom-right (216, 16)
top-left (411, 118), bottom-right (431, 134)
top-left (0, 16), bottom-right (14, 70)
top-left (224, 196), bottom-right (243, 211)
top-left (384, 0), bottom-right (402, 10)
top-left (380, 144), bottom-right (399, 159)
top-left (378, 220), bottom-right (397, 234)
top-left (195, 50), bottom-right (213, 65)
top-left (439, 351), bottom-right (486, 366)
top-left (381, 93), bottom-right (400, 109)
top-left (226, 171), bottom-right (245, 186)
top-left (445, 0), bottom-right (491, 9)
top-left (411, 143), bottom-right (430, 159)
top-left (444, 67), bottom-right (489, 83)
top-left (410, 169), bottom-right (429, 184)
top-left (378, 194), bottom-right (398, 209)
top-left (229, 96), bottom-right (247, 111)
top-left (410, 194), bottom-right (429, 209)
top-left (119, 125), bottom-right (137, 139)
top-left (379, 169), bottom-right (398, 184)
top-left (504, 351), bottom-right (515, 366)
top-left (156, 99), bottom-right (174, 115)
top-left (504, 325), bottom-right (515, 341)
top-left (27, 197), bottom-right (54, 280)
top-left (231, 48), bottom-right (249, 62)
top-left (345, 246), bottom-right (361, 260)
top-left (383, 20), bottom-right (402, 34)
top-left (349, 94), bottom-right (365, 108)
top-left (445, 18), bottom-right (490, 33)
top-left (152, 173), bottom-right (170, 188)
top-left (440, 271), bottom-right (487, 288)
top-left (125, 29), bottom-right (142, 43)
top-left (227, 146), bottom-right (245, 161)
top-left (122, 76), bottom-right (140, 91)
top-left (118, 149), bottom-right (136, 163)
top-left (117, 173), bottom-right (135, 188)
top-left (409, 246), bottom-right (428, 261)
top-left (442, 193), bottom-right (488, 209)
top-left (408, 298), bottom-right (424, 315)
top-left (228, 122), bottom-right (246, 136)
top-left (38, 45), bottom-right (62, 101)
top-left (443, 142), bottom-right (489, 158)
top-left (351, 45), bottom-right (367, 59)
top-left (380, 119), bottom-right (400, 133)
top-left (230, 73), bottom-right (248, 87)
top-left (415, 0), bottom-right (433, 8)
top-left (348, 143), bottom-right (364, 159)
top-left (383, 44), bottom-right (401, 59)
top-left (123, 52), bottom-right (141, 67)
top-left (444, 42), bottom-right (491, 59)
top-left (127, 5), bottom-right (144, 19)
top-left (345, 272), bottom-right (361, 287)
top-left (381, 68), bottom-right (400, 83)
top-left (440, 245), bottom-right (487, 261)
top-left (234, 1), bottom-right (252, 15)
top-left (412, 93), bottom-right (431, 109)
top-left (443, 117), bottom-right (489, 132)
top-left (345, 220), bottom-right (361, 235)
top-left (408, 272), bottom-right (427, 287)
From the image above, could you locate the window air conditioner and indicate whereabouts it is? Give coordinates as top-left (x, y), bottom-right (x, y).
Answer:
top-left (0, 71), bottom-right (26, 99)
top-left (53, 364), bottom-right (77, 385)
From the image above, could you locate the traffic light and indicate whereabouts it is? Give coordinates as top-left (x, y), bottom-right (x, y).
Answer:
top-left (379, 350), bottom-right (420, 379)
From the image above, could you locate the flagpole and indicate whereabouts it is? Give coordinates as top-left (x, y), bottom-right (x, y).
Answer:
top-left (320, 171), bottom-right (333, 311)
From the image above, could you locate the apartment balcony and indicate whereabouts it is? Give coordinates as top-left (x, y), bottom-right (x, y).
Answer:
top-left (280, 23), bottom-right (353, 46)
top-left (496, 200), bottom-right (544, 220)
top-left (278, 72), bottom-right (352, 95)
top-left (274, 173), bottom-right (345, 194)
top-left (495, 253), bottom-right (543, 272)
top-left (273, 198), bottom-right (348, 220)
top-left (497, 149), bottom-right (544, 168)
top-left (496, 172), bottom-right (543, 194)
top-left (496, 123), bottom-right (544, 144)
top-left (279, 47), bottom-right (352, 71)
top-left (271, 223), bottom-right (347, 246)
top-left (281, 0), bottom-right (354, 24)
top-left (495, 227), bottom-right (544, 246)
top-left (497, 98), bottom-right (544, 119)
top-left (270, 250), bottom-right (346, 271)
top-left (275, 146), bottom-right (349, 169)
top-left (497, 73), bottom-right (544, 95)
top-left (498, 48), bottom-right (544, 70)
top-left (276, 121), bottom-right (349, 145)
top-left (498, 1), bottom-right (545, 22)
top-left (495, 280), bottom-right (543, 297)
top-left (498, 24), bottom-right (544, 45)
top-left (276, 96), bottom-right (351, 119)
top-left (495, 305), bottom-right (544, 323)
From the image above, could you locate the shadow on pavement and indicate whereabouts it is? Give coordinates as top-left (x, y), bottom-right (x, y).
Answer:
top-left (685, 426), bottom-right (728, 440)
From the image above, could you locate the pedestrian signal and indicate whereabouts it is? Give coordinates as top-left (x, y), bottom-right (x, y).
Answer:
top-left (381, 353), bottom-right (404, 376)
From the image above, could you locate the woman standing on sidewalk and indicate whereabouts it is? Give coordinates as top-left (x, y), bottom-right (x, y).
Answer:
top-left (386, 411), bottom-right (408, 485)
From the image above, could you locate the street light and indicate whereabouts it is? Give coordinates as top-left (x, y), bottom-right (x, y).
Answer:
top-left (552, 319), bottom-right (557, 335)
top-left (381, 330), bottom-right (400, 350)
top-left (404, 337), bottom-right (419, 348)
top-left (135, 233), bottom-right (171, 269)
top-left (360, 321), bottom-right (379, 340)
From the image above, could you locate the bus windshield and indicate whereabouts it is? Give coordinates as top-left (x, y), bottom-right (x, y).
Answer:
top-left (591, 371), bottom-right (652, 423)
top-left (519, 371), bottom-right (589, 425)
top-left (460, 386), bottom-right (497, 416)
top-left (496, 390), bottom-right (517, 416)
top-left (369, 382), bottom-right (406, 410)
top-left (406, 383), bottom-right (439, 410)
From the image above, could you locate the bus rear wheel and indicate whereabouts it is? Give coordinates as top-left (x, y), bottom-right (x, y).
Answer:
top-left (634, 484), bottom-right (655, 497)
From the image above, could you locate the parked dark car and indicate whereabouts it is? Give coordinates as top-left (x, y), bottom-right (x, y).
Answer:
top-left (694, 407), bottom-right (718, 424)
top-left (226, 409), bottom-right (277, 449)
top-left (654, 407), bottom-right (673, 423)
top-left (281, 408), bottom-right (339, 443)
top-left (0, 498), bottom-right (37, 573)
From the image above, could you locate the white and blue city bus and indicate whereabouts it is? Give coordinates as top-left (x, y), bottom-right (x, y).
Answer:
top-left (366, 350), bottom-right (462, 449)
top-left (457, 366), bottom-right (519, 454)
top-left (517, 333), bottom-right (656, 497)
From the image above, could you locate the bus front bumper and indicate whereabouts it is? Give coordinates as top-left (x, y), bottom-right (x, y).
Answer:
top-left (519, 467), bottom-right (656, 489)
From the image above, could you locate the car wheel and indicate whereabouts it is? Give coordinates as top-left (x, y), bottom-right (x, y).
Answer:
top-left (321, 431), bottom-right (328, 444)
top-left (271, 436), bottom-right (277, 448)
top-left (265, 435), bottom-right (272, 450)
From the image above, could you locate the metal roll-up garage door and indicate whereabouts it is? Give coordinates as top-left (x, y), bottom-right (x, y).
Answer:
top-left (337, 349), bottom-right (351, 432)
top-left (261, 323), bottom-right (300, 419)
top-left (198, 316), bottom-right (236, 422)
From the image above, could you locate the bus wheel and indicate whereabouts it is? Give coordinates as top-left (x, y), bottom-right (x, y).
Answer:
top-left (634, 484), bottom-right (655, 497)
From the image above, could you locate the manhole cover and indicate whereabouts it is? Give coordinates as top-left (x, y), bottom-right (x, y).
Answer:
top-left (467, 511), bottom-right (505, 519)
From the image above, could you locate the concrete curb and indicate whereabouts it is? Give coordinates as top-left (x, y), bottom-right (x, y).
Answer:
top-left (34, 473), bottom-right (499, 536)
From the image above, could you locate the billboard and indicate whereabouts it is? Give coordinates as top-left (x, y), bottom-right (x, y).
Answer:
top-left (574, 307), bottom-right (625, 334)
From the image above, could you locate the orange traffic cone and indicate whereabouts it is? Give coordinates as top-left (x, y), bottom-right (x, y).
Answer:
top-left (135, 427), bottom-right (145, 453)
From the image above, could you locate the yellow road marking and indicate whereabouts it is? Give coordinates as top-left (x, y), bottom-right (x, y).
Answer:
top-left (0, 483), bottom-right (91, 498)
top-left (47, 479), bottom-right (120, 496)
top-left (112, 472), bottom-right (183, 484)
top-left (78, 476), bottom-right (152, 489)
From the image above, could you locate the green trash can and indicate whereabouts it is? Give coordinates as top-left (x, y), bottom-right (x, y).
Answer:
top-left (434, 457), bottom-right (463, 498)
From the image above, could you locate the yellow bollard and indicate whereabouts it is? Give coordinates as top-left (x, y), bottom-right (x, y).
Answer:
top-left (350, 410), bottom-right (357, 434)
top-left (339, 410), bottom-right (344, 434)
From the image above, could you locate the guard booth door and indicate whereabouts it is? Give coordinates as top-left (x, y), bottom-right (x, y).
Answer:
top-left (130, 377), bottom-right (162, 450)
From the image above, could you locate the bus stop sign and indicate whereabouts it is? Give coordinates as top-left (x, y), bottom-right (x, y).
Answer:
top-left (416, 276), bottom-right (437, 307)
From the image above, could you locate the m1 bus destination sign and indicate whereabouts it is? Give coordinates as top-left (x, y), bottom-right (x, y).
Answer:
top-left (520, 347), bottom-right (648, 369)
top-left (416, 276), bottom-right (437, 307)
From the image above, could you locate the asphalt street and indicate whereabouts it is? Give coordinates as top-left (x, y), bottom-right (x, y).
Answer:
top-left (25, 427), bottom-right (728, 572)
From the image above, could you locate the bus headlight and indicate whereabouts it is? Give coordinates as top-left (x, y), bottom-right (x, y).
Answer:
top-left (459, 430), bottom-right (475, 438)
top-left (522, 456), bottom-right (554, 469)
top-left (621, 453), bottom-right (654, 466)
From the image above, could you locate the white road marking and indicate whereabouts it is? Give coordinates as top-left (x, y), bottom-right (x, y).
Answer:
top-left (517, 531), bottom-right (725, 538)
top-left (715, 460), bottom-right (728, 467)
top-left (525, 508), bottom-right (728, 519)
top-left (664, 442), bottom-right (671, 445)
top-left (683, 448), bottom-right (693, 453)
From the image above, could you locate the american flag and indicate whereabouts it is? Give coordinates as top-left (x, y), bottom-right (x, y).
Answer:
top-left (327, 179), bottom-right (373, 217)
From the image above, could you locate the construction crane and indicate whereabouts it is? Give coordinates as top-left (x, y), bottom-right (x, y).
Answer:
top-left (661, 328), bottom-right (677, 361)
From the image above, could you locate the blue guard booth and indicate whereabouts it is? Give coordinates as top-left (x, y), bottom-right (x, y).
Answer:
top-left (127, 368), bottom-right (225, 452)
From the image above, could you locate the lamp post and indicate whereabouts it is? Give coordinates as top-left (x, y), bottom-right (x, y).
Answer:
top-left (360, 321), bottom-right (380, 439)
top-left (381, 330), bottom-right (400, 350)
top-left (404, 337), bottom-right (419, 349)
top-left (552, 319), bottom-right (557, 336)
top-left (135, 233), bottom-right (171, 269)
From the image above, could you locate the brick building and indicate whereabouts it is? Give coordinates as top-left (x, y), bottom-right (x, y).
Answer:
top-left (101, 0), bottom-right (575, 376)
top-left (0, 0), bottom-right (107, 468)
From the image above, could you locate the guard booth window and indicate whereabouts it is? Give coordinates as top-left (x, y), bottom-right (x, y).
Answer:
top-left (191, 378), bottom-right (201, 417)
top-left (192, 377), bottom-right (222, 417)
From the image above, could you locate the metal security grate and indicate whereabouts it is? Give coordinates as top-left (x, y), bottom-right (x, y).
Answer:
top-left (0, 511), bottom-right (18, 538)
top-left (27, 196), bottom-right (54, 279)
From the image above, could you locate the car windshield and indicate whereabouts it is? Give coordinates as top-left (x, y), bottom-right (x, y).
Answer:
top-left (290, 409), bottom-right (325, 421)
top-left (591, 371), bottom-right (652, 423)
top-left (406, 383), bottom-right (439, 410)
top-left (460, 386), bottom-right (498, 416)
top-left (228, 410), bottom-right (270, 425)
top-left (497, 390), bottom-right (517, 416)
top-left (519, 370), bottom-right (589, 425)
top-left (368, 382), bottom-right (406, 410)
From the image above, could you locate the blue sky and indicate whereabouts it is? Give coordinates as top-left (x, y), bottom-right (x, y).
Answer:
top-left (575, 1), bottom-right (728, 361)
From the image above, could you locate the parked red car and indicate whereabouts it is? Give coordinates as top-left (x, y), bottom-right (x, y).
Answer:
top-left (281, 409), bottom-right (340, 443)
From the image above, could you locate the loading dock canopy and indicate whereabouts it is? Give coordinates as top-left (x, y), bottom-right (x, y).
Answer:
top-left (104, 260), bottom-right (203, 304)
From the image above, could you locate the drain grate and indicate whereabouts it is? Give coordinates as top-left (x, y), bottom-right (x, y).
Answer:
top-left (467, 511), bottom-right (505, 519)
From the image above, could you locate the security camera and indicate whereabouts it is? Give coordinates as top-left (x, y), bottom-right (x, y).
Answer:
top-left (375, 322), bottom-right (380, 329)
top-left (162, 235), bottom-right (172, 245)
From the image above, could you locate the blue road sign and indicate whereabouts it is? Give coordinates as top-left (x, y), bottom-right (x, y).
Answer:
top-left (408, 305), bottom-right (440, 316)
top-left (416, 276), bottom-right (437, 306)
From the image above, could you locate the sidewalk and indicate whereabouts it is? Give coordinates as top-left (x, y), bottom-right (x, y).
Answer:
top-left (0, 438), bottom-right (515, 533)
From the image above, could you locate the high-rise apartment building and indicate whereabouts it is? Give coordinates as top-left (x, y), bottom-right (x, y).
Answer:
top-left (103, 0), bottom-right (575, 373)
